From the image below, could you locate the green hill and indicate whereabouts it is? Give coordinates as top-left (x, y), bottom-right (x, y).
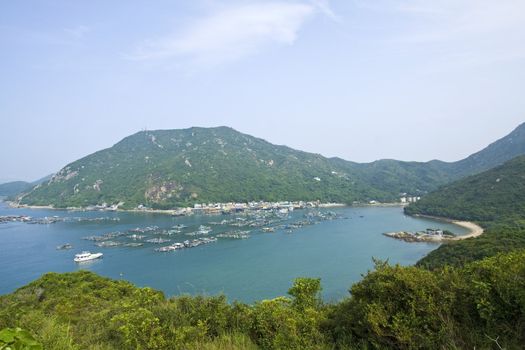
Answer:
top-left (405, 155), bottom-right (525, 224)
top-left (17, 123), bottom-right (525, 209)
top-left (405, 155), bottom-right (525, 269)
top-left (19, 127), bottom-right (391, 209)
top-left (347, 158), bottom-right (452, 197)
top-left (0, 181), bottom-right (32, 197)
top-left (0, 175), bottom-right (54, 199)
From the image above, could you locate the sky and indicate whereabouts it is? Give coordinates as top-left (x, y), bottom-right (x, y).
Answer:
top-left (1, 0), bottom-right (524, 182)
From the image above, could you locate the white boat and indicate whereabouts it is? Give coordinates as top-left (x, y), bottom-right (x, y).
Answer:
top-left (74, 251), bottom-right (103, 263)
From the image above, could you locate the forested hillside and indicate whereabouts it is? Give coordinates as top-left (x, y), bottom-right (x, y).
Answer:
top-left (406, 155), bottom-right (525, 224)
top-left (17, 123), bottom-right (525, 209)
top-left (0, 181), bottom-right (32, 197)
top-left (19, 127), bottom-right (391, 209)
top-left (405, 156), bottom-right (525, 269)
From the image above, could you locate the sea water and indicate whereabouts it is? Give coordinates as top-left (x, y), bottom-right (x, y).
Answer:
top-left (0, 203), bottom-right (467, 303)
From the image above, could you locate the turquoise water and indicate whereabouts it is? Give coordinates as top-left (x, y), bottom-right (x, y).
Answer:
top-left (0, 203), bottom-right (467, 303)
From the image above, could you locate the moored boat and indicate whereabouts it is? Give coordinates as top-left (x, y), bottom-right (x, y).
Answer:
top-left (74, 251), bottom-right (103, 262)
top-left (56, 243), bottom-right (73, 250)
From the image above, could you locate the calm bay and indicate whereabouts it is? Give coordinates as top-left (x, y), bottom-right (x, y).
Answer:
top-left (0, 203), bottom-right (467, 303)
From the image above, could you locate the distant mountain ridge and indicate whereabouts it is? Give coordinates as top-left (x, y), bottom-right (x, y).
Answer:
top-left (17, 122), bottom-right (525, 209)
top-left (0, 181), bottom-right (32, 198)
top-left (447, 122), bottom-right (525, 178)
top-left (0, 175), bottom-right (53, 198)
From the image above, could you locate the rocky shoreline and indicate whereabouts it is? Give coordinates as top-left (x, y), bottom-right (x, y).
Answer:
top-left (384, 215), bottom-right (484, 243)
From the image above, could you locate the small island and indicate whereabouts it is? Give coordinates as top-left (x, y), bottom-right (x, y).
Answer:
top-left (383, 228), bottom-right (455, 242)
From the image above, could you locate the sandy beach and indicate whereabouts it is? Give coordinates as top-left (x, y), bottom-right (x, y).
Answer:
top-left (411, 214), bottom-right (484, 240)
top-left (450, 221), bottom-right (484, 240)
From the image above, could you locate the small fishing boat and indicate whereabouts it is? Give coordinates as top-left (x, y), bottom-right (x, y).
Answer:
top-left (56, 243), bottom-right (73, 250)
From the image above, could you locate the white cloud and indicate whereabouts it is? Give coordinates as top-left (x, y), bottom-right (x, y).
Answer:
top-left (128, 1), bottom-right (332, 67)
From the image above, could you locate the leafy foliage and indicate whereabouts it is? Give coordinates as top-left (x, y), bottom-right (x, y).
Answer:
top-left (1, 252), bottom-right (525, 349)
top-left (325, 251), bottom-right (525, 349)
top-left (0, 327), bottom-right (42, 350)
top-left (417, 223), bottom-right (525, 269)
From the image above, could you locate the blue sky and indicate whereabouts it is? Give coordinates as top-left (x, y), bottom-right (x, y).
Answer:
top-left (1, 0), bottom-right (524, 181)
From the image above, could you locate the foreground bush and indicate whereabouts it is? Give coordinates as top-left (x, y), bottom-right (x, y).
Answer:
top-left (1, 251), bottom-right (524, 349)
top-left (0, 327), bottom-right (42, 350)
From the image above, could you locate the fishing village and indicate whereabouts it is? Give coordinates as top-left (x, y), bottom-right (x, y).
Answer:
top-left (3, 201), bottom-right (348, 256)
top-left (75, 209), bottom-right (346, 254)
top-left (0, 215), bottom-right (120, 225)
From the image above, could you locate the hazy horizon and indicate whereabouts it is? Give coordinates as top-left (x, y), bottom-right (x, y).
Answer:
top-left (2, 1), bottom-right (525, 182)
